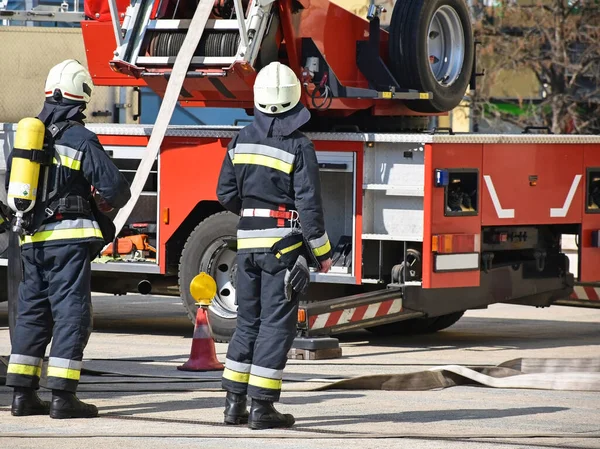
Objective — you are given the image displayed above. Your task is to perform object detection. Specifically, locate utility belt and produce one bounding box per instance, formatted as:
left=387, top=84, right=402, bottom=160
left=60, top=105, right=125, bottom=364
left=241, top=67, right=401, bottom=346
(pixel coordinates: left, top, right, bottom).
left=241, top=198, right=299, bottom=228
left=241, top=207, right=299, bottom=227
left=46, top=195, right=91, bottom=220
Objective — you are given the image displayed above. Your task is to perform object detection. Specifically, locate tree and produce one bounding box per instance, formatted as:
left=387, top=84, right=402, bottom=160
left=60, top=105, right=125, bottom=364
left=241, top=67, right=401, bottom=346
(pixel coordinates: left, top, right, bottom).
left=471, top=0, right=600, bottom=134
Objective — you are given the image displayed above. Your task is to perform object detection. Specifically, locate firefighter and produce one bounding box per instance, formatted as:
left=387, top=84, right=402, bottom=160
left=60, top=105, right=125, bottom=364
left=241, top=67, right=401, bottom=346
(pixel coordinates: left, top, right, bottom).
left=5, top=59, right=131, bottom=419
left=216, top=61, right=332, bottom=430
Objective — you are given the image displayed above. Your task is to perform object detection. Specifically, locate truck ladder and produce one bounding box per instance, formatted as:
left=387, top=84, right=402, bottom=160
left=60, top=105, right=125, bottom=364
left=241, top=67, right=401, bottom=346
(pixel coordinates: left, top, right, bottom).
left=111, top=0, right=214, bottom=237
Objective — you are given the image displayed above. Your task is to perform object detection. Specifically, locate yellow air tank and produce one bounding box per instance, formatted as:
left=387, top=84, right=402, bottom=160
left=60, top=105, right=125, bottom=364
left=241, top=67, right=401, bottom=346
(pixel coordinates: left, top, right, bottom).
left=7, top=117, right=46, bottom=234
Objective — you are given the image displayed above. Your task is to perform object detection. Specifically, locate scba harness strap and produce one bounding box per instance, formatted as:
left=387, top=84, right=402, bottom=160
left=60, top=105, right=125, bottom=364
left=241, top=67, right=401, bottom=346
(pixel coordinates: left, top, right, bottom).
left=17, top=120, right=91, bottom=235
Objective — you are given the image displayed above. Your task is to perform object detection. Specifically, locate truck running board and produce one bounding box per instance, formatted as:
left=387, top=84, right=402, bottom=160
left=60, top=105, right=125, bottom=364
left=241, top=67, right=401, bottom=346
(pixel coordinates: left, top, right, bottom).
left=554, top=282, right=600, bottom=309
left=298, top=288, right=424, bottom=337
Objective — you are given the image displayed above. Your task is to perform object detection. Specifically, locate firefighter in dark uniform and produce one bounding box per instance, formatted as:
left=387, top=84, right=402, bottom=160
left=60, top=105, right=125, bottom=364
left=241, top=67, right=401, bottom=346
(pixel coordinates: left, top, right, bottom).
left=4, top=60, right=131, bottom=419
left=217, top=62, right=332, bottom=429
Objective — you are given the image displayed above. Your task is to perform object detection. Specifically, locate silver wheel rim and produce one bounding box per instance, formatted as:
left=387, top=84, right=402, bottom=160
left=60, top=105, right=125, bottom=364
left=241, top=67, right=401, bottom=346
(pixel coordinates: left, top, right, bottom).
left=427, top=5, right=465, bottom=87
left=207, top=244, right=238, bottom=319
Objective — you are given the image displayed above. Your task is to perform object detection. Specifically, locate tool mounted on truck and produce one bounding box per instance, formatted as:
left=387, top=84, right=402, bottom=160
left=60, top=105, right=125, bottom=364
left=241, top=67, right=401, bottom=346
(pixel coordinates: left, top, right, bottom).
left=83, top=0, right=476, bottom=122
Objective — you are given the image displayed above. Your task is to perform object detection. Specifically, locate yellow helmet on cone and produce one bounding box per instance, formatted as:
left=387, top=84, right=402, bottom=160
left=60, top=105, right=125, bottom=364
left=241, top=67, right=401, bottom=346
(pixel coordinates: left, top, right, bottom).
left=190, top=272, right=217, bottom=306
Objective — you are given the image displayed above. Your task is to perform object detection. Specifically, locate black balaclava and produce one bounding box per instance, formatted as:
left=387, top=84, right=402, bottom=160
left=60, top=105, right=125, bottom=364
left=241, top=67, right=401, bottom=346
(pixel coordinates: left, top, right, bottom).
left=37, top=97, right=87, bottom=127
left=252, top=102, right=311, bottom=138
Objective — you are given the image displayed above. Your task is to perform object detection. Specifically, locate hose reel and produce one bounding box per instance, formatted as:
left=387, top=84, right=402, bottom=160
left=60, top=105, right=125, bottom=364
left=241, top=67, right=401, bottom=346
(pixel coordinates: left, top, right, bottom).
left=146, top=30, right=241, bottom=58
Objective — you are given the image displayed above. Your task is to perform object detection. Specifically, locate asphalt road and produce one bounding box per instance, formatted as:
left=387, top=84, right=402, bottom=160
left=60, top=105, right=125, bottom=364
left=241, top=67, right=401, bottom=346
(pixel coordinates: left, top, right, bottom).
left=1, top=295, right=599, bottom=449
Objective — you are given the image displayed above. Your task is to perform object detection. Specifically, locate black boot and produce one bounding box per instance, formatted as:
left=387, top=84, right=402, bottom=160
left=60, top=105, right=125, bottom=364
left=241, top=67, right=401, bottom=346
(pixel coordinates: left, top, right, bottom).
left=248, top=399, right=295, bottom=430
left=49, top=390, right=98, bottom=419
left=11, top=387, right=51, bottom=416
left=224, top=392, right=249, bottom=425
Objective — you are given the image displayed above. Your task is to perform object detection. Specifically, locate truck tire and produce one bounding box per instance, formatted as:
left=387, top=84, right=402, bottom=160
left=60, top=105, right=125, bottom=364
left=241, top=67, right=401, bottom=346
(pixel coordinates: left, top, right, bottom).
left=179, top=212, right=239, bottom=343
left=388, top=0, right=474, bottom=113
left=367, top=311, right=464, bottom=336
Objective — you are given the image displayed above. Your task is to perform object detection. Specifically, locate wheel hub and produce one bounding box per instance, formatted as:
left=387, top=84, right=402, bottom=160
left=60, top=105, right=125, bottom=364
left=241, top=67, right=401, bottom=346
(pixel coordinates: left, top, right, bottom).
left=427, top=5, right=465, bottom=87
left=207, top=244, right=238, bottom=319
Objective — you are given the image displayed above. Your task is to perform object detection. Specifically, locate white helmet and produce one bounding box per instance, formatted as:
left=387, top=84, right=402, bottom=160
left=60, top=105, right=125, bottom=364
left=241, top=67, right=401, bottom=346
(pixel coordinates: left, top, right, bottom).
left=253, top=62, right=301, bottom=115
left=45, top=59, right=94, bottom=103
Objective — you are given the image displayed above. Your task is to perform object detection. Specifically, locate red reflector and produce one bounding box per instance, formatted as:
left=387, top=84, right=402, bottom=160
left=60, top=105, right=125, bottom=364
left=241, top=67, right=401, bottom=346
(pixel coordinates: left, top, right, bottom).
left=432, top=234, right=479, bottom=254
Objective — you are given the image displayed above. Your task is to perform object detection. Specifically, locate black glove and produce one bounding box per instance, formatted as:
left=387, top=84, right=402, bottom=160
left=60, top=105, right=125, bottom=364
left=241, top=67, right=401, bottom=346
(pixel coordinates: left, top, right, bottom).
left=284, top=255, right=310, bottom=302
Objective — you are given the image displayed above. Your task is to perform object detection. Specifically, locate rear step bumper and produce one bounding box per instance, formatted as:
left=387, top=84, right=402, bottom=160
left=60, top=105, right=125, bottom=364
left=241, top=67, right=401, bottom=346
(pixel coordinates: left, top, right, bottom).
left=554, top=282, right=600, bottom=308
left=298, top=289, right=424, bottom=337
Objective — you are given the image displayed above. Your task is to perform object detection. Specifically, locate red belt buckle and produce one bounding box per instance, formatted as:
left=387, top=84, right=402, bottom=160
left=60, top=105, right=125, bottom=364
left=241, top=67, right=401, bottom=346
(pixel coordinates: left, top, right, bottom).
left=275, top=205, right=287, bottom=227
left=270, top=211, right=290, bottom=219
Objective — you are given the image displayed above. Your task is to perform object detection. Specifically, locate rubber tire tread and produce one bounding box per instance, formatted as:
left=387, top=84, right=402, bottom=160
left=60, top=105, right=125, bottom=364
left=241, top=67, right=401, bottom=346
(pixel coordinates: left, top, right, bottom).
left=388, top=0, right=474, bottom=113
left=426, top=311, right=465, bottom=333
left=178, top=211, right=239, bottom=343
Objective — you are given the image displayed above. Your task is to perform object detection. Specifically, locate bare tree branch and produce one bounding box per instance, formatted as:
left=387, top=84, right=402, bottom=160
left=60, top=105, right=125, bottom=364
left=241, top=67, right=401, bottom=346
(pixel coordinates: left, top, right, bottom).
left=472, top=0, right=600, bottom=134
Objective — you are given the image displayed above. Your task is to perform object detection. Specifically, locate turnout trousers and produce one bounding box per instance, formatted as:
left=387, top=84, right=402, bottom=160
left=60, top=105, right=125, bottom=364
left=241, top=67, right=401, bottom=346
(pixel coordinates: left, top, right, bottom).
left=6, top=243, right=93, bottom=392
left=222, top=252, right=298, bottom=402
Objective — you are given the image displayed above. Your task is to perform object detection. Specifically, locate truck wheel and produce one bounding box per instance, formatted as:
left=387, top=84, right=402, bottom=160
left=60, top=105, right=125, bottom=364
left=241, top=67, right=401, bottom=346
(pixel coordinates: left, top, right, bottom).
left=388, top=0, right=474, bottom=113
left=179, top=212, right=239, bottom=343
left=367, top=311, right=464, bottom=336
left=426, top=311, right=465, bottom=333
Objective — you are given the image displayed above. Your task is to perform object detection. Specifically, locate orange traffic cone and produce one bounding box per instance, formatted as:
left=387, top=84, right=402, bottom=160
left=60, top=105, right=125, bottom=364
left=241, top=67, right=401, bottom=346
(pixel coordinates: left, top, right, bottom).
left=178, top=306, right=224, bottom=372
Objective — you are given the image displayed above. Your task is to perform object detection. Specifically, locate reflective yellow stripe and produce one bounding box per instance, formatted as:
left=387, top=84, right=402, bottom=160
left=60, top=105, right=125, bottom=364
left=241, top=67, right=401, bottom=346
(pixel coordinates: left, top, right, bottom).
left=249, top=374, right=282, bottom=391
left=237, top=237, right=282, bottom=250
left=53, top=155, right=81, bottom=171
left=7, top=364, right=42, bottom=377
left=22, top=227, right=103, bottom=244
left=275, top=241, right=303, bottom=259
left=232, top=154, right=293, bottom=174
left=223, top=368, right=250, bottom=384
left=47, top=366, right=81, bottom=381
left=312, top=239, right=331, bottom=257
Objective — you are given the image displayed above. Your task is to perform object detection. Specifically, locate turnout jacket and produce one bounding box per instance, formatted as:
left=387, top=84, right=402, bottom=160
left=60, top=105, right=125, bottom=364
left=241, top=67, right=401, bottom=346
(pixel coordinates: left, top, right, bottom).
left=217, top=104, right=332, bottom=263
left=5, top=101, right=131, bottom=248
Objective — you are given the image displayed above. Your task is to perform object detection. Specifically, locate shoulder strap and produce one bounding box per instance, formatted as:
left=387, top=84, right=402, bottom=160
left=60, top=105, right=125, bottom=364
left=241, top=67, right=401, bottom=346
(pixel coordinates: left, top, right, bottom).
left=43, top=121, right=84, bottom=217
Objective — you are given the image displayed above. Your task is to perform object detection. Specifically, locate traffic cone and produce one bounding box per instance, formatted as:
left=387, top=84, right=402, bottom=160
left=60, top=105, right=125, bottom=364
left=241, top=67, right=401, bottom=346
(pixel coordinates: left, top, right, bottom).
left=178, top=305, right=224, bottom=371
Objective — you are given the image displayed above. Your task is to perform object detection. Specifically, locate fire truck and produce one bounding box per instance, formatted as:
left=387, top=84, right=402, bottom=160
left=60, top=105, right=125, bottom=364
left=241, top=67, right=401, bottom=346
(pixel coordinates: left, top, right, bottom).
left=1, top=0, right=599, bottom=343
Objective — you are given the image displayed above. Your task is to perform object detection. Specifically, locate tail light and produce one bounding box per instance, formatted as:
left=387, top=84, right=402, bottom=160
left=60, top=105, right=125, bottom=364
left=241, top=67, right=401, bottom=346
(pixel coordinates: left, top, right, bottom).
left=432, top=233, right=480, bottom=272
left=432, top=234, right=480, bottom=254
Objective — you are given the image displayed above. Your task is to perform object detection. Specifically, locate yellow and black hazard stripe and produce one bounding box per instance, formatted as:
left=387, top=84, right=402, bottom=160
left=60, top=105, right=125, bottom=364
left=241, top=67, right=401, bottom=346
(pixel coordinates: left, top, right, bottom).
left=21, top=218, right=103, bottom=245
left=308, top=232, right=332, bottom=260
left=53, top=144, right=83, bottom=171
left=230, top=143, right=296, bottom=174
left=248, top=365, right=284, bottom=397
left=46, top=357, right=83, bottom=391
left=236, top=228, right=291, bottom=252
left=223, top=358, right=251, bottom=385
left=6, top=354, right=43, bottom=388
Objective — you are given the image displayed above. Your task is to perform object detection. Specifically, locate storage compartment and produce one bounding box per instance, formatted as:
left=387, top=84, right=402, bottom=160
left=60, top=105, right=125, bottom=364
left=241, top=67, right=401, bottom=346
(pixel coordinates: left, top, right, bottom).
left=97, top=146, right=160, bottom=266
left=316, top=151, right=355, bottom=276
left=362, top=142, right=425, bottom=241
